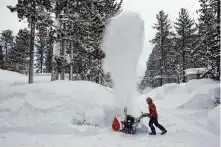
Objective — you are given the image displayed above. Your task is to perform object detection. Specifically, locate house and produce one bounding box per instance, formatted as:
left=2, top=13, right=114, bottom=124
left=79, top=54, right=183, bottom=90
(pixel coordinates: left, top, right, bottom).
left=185, top=68, right=207, bottom=81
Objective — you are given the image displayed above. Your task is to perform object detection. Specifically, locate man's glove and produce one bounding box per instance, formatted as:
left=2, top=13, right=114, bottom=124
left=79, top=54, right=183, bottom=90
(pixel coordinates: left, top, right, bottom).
left=141, top=113, right=151, bottom=118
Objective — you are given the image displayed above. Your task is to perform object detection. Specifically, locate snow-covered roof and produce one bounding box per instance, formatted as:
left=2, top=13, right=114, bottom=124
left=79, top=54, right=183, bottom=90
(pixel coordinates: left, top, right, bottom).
left=153, top=75, right=176, bottom=79
left=185, top=68, right=206, bottom=75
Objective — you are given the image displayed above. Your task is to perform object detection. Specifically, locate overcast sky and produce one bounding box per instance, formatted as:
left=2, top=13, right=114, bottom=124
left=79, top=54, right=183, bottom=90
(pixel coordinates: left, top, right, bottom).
left=0, top=0, right=200, bottom=78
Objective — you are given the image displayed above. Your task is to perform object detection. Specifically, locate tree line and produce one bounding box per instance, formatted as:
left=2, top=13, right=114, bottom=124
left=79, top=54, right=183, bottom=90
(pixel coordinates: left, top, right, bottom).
left=0, top=0, right=121, bottom=86
left=140, top=0, right=220, bottom=90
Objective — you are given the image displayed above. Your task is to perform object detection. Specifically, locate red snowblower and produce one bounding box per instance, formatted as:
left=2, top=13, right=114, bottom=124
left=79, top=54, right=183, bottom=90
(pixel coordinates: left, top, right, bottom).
left=112, top=108, right=149, bottom=134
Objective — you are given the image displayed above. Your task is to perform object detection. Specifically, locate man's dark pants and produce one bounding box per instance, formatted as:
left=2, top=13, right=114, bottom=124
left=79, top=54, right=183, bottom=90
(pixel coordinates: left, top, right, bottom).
left=149, top=117, right=166, bottom=134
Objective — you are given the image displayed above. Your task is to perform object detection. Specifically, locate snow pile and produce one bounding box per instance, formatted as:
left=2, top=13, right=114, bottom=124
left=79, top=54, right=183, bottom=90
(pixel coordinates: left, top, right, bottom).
left=147, top=86, right=165, bottom=100
left=0, top=70, right=220, bottom=147
left=143, top=79, right=219, bottom=109
left=102, top=10, right=144, bottom=115
left=185, top=78, right=219, bottom=93
left=0, top=69, right=26, bottom=84
left=214, top=87, right=220, bottom=105
left=0, top=69, right=51, bottom=86
left=179, top=83, right=219, bottom=109
left=207, top=105, right=220, bottom=130
left=0, top=72, right=115, bottom=133
left=146, top=83, right=183, bottom=100
left=142, top=86, right=153, bottom=94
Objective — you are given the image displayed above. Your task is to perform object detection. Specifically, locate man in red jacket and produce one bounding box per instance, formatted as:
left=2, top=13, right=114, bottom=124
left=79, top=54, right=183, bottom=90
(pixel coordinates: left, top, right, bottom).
left=146, top=97, right=167, bottom=135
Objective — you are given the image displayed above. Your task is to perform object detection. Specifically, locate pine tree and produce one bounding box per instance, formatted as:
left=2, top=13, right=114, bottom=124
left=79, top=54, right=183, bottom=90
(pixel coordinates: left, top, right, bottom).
left=51, top=0, right=62, bottom=81
left=140, top=44, right=163, bottom=89
left=166, top=37, right=180, bottom=83
left=104, top=72, right=113, bottom=88
left=174, top=8, right=197, bottom=82
left=7, top=29, right=30, bottom=74
left=45, top=28, right=53, bottom=73
left=0, top=29, right=14, bottom=69
left=206, top=0, right=220, bottom=80
left=35, top=37, right=46, bottom=73
left=0, top=45, right=4, bottom=69
left=151, top=10, right=173, bottom=86
left=52, top=0, right=122, bottom=83
left=35, top=4, right=53, bottom=73
left=8, top=0, right=53, bottom=83
left=196, top=0, right=220, bottom=80
left=195, top=0, right=212, bottom=69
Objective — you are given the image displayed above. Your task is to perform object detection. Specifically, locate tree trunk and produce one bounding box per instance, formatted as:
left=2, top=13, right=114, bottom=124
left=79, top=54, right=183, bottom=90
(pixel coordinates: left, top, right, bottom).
left=69, top=41, right=73, bottom=80
left=40, top=44, right=43, bottom=73
left=176, top=40, right=180, bottom=84
left=217, top=0, right=220, bottom=36
left=182, top=25, right=186, bottom=83
left=29, top=16, right=35, bottom=84
left=160, top=22, right=163, bottom=86
left=51, top=0, right=61, bottom=81
left=5, top=45, right=8, bottom=62
left=182, top=37, right=186, bottom=83
left=88, top=54, right=91, bottom=81
left=217, top=0, right=220, bottom=80
left=60, top=13, right=66, bottom=80
left=61, top=38, right=66, bottom=80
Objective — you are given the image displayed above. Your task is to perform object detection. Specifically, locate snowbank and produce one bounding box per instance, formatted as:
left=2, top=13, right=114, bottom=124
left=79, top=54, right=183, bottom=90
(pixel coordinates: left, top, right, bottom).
left=207, top=105, right=220, bottom=130
left=142, top=79, right=219, bottom=109
left=0, top=69, right=51, bottom=86
left=179, top=83, right=219, bottom=109
left=145, top=83, right=183, bottom=100
left=0, top=69, right=26, bottom=84
left=185, top=78, right=219, bottom=93
left=142, top=86, right=152, bottom=94
left=0, top=71, right=116, bottom=133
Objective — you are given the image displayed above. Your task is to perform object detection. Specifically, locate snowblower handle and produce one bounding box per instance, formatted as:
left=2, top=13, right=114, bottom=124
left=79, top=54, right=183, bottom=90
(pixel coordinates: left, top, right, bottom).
left=141, top=113, right=150, bottom=118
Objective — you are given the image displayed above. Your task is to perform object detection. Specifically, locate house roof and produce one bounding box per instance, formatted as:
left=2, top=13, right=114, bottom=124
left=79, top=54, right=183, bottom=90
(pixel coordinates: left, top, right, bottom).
left=185, top=68, right=207, bottom=75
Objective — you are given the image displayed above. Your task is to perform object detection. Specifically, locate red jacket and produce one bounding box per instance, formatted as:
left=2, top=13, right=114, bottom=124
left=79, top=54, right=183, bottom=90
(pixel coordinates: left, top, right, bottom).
left=148, top=103, right=158, bottom=118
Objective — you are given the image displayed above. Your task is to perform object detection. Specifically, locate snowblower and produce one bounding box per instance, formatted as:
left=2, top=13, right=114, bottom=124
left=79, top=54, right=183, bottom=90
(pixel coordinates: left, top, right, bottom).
left=112, top=108, right=149, bottom=135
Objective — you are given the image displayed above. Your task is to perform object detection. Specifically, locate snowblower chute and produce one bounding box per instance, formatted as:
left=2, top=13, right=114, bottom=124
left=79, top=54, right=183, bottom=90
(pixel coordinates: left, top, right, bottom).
left=112, top=116, right=124, bottom=131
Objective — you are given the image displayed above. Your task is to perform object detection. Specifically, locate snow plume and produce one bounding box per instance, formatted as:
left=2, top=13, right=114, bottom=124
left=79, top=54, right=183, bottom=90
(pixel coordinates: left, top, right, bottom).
left=101, top=11, right=144, bottom=115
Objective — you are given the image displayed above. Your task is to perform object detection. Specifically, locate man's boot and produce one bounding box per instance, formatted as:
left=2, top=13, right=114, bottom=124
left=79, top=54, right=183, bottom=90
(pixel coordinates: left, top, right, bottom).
left=161, top=129, right=167, bottom=135
left=149, top=132, right=156, bottom=135
left=149, top=127, right=156, bottom=135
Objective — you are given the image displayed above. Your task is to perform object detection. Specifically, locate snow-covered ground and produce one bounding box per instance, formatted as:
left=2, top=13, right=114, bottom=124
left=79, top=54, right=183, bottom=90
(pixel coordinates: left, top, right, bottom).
left=0, top=69, right=220, bottom=147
